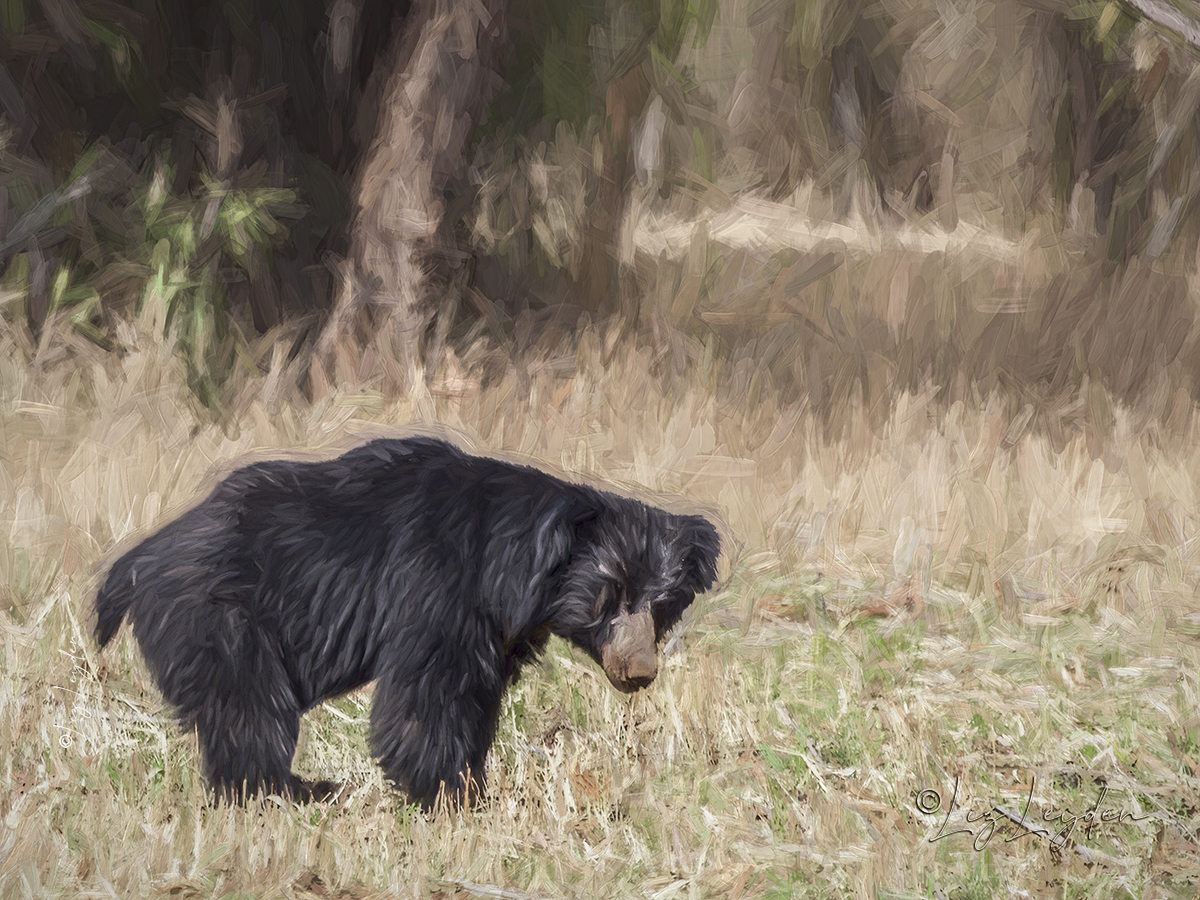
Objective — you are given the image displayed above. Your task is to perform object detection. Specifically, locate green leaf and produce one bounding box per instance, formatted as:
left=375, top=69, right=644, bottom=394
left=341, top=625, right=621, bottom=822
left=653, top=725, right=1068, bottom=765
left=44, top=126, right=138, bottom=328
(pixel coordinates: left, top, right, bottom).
left=1, top=0, right=24, bottom=40
left=758, top=743, right=787, bottom=771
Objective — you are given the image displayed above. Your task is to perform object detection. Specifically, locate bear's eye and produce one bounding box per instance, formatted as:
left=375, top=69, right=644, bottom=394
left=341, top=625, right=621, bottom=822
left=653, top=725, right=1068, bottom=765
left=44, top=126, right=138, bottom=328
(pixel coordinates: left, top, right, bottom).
left=594, top=582, right=616, bottom=618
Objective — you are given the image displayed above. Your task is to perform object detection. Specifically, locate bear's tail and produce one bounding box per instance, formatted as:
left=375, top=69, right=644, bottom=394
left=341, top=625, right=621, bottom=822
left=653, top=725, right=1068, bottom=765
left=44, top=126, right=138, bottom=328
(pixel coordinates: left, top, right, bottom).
left=94, top=554, right=137, bottom=647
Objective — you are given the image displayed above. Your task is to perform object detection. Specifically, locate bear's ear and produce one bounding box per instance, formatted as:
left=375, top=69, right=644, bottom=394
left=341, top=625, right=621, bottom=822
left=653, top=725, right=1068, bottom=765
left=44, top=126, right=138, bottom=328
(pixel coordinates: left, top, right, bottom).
left=675, top=515, right=720, bottom=592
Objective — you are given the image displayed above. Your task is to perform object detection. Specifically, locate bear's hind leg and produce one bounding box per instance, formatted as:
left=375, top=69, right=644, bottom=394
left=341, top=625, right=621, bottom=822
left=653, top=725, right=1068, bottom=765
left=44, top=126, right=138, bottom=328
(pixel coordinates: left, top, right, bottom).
left=146, top=603, right=311, bottom=801
left=191, top=686, right=303, bottom=801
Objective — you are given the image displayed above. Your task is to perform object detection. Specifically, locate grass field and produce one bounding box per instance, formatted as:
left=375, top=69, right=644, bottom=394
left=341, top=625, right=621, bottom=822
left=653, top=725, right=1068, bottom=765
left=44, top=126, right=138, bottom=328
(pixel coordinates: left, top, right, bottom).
left=4, top=179, right=1200, bottom=897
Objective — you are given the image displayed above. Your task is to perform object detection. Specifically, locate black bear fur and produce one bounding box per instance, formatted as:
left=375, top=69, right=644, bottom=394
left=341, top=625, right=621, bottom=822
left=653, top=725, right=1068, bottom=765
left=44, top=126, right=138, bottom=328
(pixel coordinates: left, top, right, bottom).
left=94, top=436, right=720, bottom=806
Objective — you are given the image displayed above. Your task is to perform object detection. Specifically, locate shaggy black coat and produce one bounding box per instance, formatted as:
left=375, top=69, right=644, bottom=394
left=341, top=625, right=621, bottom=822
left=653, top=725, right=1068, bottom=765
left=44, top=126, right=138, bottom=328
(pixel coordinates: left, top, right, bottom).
left=94, top=436, right=720, bottom=806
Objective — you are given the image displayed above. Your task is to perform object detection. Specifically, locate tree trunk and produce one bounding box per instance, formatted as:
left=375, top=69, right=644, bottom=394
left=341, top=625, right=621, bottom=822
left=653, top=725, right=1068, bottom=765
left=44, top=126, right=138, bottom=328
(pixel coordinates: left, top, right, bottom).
left=311, top=0, right=508, bottom=395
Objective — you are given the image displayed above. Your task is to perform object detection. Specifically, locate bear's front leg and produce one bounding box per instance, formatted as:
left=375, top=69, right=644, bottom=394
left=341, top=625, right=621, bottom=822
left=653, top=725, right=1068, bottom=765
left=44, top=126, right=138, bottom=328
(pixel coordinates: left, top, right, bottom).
left=368, top=654, right=506, bottom=808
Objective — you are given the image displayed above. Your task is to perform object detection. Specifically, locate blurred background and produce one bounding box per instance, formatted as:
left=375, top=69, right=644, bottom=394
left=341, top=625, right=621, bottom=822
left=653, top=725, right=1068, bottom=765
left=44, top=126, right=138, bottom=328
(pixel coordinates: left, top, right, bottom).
left=4, top=0, right=1200, bottom=896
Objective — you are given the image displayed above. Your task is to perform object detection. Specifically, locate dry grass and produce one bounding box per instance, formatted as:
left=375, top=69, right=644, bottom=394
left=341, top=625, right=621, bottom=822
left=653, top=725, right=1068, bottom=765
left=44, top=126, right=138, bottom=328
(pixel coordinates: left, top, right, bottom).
left=4, top=208, right=1200, bottom=897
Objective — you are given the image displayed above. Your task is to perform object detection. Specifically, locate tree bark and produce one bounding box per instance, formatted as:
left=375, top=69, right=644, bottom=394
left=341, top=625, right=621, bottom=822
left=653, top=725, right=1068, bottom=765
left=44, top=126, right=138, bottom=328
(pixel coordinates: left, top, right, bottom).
left=311, top=0, right=508, bottom=395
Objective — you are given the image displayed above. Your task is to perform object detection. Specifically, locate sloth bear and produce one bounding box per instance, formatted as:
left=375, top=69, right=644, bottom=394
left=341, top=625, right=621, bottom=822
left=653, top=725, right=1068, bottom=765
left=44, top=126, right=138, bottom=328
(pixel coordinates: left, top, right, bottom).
left=94, top=436, right=720, bottom=806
